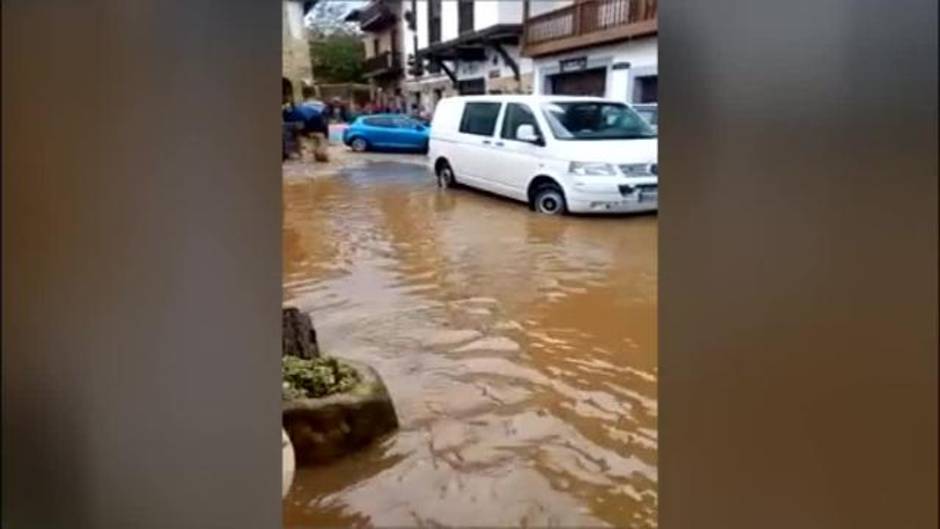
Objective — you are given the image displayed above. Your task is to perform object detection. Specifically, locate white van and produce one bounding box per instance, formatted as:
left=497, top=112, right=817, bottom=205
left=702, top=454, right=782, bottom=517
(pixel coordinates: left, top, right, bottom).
left=428, top=95, right=657, bottom=215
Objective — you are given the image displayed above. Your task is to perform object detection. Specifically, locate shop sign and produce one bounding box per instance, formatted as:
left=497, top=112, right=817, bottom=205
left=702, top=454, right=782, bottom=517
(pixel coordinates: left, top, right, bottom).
left=559, top=57, right=588, bottom=73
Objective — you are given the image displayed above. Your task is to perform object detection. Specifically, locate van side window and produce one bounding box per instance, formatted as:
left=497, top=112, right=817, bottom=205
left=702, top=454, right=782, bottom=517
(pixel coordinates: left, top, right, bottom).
left=500, top=103, right=541, bottom=141
left=459, top=102, right=501, bottom=136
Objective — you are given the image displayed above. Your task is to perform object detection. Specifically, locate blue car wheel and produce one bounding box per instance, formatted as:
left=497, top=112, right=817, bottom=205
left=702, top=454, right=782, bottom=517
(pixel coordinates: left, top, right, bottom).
left=350, top=137, right=368, bottom=152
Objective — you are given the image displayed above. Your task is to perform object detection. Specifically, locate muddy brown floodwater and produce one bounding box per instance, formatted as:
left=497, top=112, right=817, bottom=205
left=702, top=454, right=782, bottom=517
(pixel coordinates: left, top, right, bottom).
left=283, top=159, right=658, bottom=528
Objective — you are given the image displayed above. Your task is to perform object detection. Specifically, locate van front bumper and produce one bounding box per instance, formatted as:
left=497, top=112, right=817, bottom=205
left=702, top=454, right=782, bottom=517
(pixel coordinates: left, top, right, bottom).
left=566, top=179, right=658, bottom=214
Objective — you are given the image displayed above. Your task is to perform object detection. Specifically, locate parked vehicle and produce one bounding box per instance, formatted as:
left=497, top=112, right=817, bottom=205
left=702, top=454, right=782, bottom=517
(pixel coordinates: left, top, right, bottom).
left=428, top=95, right=658, bottom=215
left=633, top=103, right=658, bottom=132
left=342, top=114, right=429, bottom=153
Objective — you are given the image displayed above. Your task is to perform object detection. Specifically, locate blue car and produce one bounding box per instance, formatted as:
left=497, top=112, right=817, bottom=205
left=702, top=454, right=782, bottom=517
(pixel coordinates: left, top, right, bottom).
left=342, top=114, right=429, bottom=153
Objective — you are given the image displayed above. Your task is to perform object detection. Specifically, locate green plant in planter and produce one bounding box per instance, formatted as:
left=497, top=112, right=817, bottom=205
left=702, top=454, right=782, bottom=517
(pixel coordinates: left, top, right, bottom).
left=282, top=355, right=360, bottom=400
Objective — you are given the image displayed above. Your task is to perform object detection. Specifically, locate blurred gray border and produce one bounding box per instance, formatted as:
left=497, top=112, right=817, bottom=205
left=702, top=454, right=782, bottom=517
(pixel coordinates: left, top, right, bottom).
left=3, top=1, right=936, bottom=528
left=660, top=0, right=937, bottom=527
left=3, top=1, right=281, bottom=527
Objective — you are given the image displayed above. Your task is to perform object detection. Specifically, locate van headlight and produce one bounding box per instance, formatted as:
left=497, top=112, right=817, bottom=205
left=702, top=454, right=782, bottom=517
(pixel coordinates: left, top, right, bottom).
left=569, top=162, right=618, bottom=176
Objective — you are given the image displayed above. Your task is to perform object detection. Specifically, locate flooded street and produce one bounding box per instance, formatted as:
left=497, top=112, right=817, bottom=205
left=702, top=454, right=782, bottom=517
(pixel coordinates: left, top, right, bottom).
left=282, top=158, right=658, bottom=528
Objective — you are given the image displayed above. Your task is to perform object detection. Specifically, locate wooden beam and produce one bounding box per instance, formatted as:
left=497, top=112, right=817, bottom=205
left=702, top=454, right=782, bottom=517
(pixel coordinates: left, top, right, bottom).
left=490, top=42, right=520, bottom=82
left=435, top=59, right=458, bottom=84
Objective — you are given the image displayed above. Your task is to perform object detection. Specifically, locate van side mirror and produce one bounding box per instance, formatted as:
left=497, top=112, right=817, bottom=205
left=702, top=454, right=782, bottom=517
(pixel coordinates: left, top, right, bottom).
left=516, top=124, right=541, bottom=144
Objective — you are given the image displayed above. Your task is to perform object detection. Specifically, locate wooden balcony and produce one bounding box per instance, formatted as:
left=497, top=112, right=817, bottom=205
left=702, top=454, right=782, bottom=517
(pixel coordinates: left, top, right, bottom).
left=363, top=51, right=403, bottom=78
left=523, top=0, right=657, bottom=57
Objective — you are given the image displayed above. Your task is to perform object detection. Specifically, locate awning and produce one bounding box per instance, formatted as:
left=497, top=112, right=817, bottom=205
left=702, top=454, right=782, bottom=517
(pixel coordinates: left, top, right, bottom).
left=416, top=24, right=523, bottom=62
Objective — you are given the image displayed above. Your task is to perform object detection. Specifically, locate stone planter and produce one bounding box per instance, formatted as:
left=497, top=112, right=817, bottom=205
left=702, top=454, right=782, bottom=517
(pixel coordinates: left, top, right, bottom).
left=283, top=359, right=398, bottom=466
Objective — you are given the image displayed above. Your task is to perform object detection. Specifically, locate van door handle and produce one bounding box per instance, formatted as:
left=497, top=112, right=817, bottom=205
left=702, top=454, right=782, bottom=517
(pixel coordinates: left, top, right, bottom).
left=482, top=139, right=491, bottom=145
left=494, top=141, right=504, bottom=147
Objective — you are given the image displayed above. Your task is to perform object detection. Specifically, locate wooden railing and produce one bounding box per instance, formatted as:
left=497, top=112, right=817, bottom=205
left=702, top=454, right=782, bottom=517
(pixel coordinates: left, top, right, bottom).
left=363, top=51, right=402, bottom=75
left=524, top=0, right=657, bottom=46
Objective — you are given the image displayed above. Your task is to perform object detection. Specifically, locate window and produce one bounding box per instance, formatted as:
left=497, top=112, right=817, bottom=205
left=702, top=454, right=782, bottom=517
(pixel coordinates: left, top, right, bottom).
left=458, top=0, right=474, bottom=34
left=459, top=102, right=501, bottom=136
left=428, top=0, right=442, bottom=44
left=633, top=75, right=658, bottom=103
left=373, top=39, right=380, bottom=57
left=364, top=116, right=395, bottom=128
left=457, top=78, right=486, bottom=95
left=540, top=101, right=656, bottom=140
left=392, top=117, right=420, bottom=129
left=501, top=103, right=542, bottom=141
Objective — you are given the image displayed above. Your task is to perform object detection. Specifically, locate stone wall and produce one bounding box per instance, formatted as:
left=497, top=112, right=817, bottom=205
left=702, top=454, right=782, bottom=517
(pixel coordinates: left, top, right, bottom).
left=282, top=1, right=313, bottom=101
left=403, top=77, right=458, bottom=115
left=486, top=73, right=534, bottom=95
left=404, top=72, right=534, bottom=114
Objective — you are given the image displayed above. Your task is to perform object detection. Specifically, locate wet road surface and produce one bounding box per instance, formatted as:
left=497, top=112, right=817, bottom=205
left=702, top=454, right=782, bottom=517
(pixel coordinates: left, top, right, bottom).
left=283, top=159, right=657, bottom=528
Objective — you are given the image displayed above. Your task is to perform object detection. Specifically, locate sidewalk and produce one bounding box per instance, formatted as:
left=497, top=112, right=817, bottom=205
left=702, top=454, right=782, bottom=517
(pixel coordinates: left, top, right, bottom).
left=282, top=124, right=429, bottom=180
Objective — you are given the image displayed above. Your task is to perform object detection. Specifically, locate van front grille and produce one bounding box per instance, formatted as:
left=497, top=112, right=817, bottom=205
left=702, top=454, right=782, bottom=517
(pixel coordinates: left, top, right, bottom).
left=619, top=163, right=658, bottom=177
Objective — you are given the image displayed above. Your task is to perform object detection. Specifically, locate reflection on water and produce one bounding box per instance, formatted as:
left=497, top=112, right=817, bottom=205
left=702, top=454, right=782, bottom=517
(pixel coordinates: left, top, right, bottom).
left=283, top=161, right=657, bottom=528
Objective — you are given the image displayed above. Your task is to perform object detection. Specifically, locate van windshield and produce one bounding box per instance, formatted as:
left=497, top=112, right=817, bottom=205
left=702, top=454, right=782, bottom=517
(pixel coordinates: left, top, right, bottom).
left=540, top=101, right=656, bottom=140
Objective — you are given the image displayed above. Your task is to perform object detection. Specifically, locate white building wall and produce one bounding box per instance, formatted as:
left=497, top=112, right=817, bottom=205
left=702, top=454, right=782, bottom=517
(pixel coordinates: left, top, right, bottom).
left=405, top=0, right=526, bottom=61
left=441, top=1, right=459, bottom=41
left=362, top=31, right=397, bottom=58
left=529, top=0, right=573, bottom=18
left=474, top=2, right=500, bottom=30
left=498, top=1, right=524, bottom=23
left=402, top=0, right=537, bottom=111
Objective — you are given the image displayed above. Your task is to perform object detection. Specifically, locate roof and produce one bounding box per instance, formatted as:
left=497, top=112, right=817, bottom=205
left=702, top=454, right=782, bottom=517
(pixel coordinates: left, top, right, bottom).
left=417, top=24, right=523, bottom=59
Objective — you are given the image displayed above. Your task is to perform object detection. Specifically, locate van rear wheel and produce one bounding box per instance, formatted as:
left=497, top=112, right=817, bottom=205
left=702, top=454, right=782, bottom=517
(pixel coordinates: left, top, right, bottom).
left=532, top=184, right=567, bottom=215
left=436, top=161, right=457, bottom=189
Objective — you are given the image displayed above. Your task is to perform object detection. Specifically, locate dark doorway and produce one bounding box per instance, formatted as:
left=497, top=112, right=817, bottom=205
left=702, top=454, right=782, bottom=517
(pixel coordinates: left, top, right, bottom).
left=457, top=77, right=486, bottom=95
left=549, top=67, right=606, bottom=97
left=633, top=75, right=658, bottom=103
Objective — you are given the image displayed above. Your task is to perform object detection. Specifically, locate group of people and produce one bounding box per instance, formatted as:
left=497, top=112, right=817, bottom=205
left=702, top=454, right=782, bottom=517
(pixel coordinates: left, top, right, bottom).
left=360, top=101, right=431, bottom=123
left=282, top=83, right=433, bottom=161
left=282, top=86, right=341, bottom=162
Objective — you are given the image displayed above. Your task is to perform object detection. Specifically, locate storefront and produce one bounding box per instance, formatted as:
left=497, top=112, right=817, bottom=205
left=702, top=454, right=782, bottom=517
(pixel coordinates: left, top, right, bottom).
left=548, top=64, right=608, bottom=97
left=532, top=36, right=658, bottom=103
left=410, top=25, right=533, bottom=107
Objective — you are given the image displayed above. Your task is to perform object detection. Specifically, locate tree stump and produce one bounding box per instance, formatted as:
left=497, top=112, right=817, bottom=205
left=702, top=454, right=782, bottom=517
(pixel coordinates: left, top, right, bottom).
left=282, top=307, right=319, bottom=359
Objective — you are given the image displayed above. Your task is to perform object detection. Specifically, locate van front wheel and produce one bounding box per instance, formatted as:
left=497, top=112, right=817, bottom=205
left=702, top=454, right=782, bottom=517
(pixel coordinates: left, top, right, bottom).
left=532, top=184, right=567, bottom=215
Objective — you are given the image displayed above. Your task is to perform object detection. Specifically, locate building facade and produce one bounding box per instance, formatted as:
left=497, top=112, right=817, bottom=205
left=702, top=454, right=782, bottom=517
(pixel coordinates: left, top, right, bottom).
left=282, top=0, right=315, bottom=102
left=346, top=1, right=407, bottom=110
left=522, top=0, right=657, bottom=103
left=402, top=0, right=535, bottom=114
